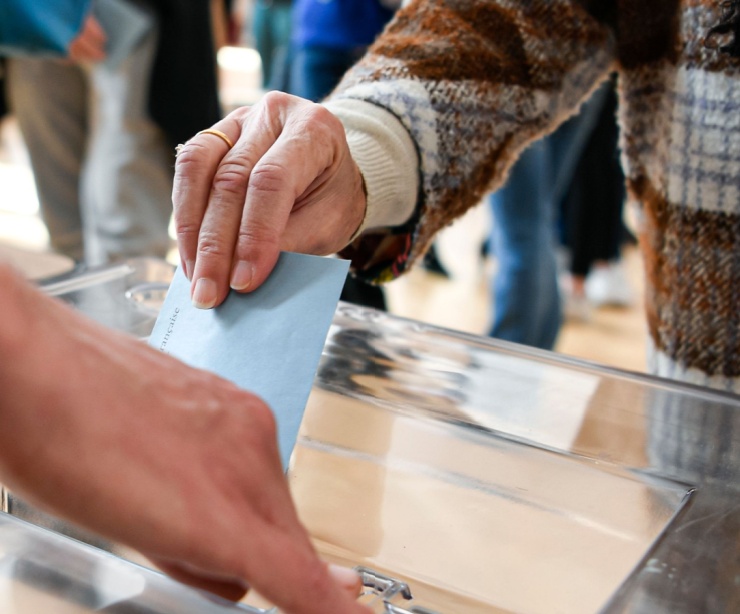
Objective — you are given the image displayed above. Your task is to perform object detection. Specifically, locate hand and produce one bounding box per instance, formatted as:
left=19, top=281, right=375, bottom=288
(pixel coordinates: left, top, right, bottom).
left=0, top=265, right=368, bottom=614
left=172, top=92, right=367, bottom=309
left=68, top=15, right=107, bottom=63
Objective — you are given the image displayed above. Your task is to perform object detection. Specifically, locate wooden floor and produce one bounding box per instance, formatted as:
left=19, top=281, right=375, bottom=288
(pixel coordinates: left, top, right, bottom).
left=383, top=204, right=647, bottom=375
left=0, top=90, right=648, bottom=377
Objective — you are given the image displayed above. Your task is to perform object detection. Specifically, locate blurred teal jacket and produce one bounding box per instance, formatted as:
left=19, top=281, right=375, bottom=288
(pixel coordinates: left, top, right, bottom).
left=0, top=0, right=90, bottom=56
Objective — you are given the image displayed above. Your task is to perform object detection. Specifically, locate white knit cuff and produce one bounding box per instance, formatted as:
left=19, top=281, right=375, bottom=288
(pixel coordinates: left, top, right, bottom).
left=323, top=99, right=419, bottom=233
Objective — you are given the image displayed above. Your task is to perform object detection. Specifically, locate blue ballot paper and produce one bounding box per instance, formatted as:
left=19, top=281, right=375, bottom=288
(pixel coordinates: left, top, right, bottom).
left=147, top=253, right=350, bottom=469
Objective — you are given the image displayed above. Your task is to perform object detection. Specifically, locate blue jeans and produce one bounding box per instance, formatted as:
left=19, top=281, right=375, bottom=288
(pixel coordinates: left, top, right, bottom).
left=252, top=1, right=293, bottom=91
left=489, top=139, right=562, bottom=350
left=290, top=45, right=364, bottom=102
left=488, top=83, right=611, bottom=349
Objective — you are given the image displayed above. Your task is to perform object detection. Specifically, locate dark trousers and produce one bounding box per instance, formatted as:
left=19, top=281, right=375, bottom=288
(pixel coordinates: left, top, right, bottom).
left=559, top=78, right=627, bottom=278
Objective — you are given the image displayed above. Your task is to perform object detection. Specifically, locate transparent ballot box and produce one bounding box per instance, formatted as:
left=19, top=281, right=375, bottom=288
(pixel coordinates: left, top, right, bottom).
left=2, top=259, right=739, bottom=613
left=0, top=513, right=258, bottom=614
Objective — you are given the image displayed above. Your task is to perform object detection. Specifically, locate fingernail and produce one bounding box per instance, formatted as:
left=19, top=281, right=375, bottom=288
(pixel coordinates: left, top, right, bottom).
left=185, top=260, right=195, bottom=281
left=327, top=564, right=362, bottom=593
left=192, top=277, right=218, bottom=309
left=230, top=260, right=253, bottom=291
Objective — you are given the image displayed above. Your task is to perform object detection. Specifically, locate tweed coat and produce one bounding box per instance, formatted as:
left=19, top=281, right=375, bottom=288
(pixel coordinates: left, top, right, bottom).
left=333, top=0, right=740, bottom=393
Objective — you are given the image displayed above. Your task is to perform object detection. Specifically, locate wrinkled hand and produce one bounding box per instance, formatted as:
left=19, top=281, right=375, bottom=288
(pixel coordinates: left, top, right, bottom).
left=173, top=92, right=367, bottom=309
left=0, top=265, right=367, bottom=614
left=68, top=15, right=107, bottom=63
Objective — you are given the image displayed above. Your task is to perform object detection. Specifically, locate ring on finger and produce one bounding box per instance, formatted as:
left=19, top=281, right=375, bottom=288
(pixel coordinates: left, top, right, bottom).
left=197, top=128, right=235, bottom=150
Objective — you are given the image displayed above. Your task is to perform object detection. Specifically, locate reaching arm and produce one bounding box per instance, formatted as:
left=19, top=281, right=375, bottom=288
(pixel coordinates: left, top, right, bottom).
left=0, top=263, right=366, bottom=613
left=172, top=0, right=617, bottom=306
left=329, top=0, right=616, bottom=281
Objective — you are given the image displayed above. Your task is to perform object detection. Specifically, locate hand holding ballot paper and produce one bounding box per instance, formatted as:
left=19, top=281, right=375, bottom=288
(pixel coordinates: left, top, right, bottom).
left=0, top=259, right=368, bottom=613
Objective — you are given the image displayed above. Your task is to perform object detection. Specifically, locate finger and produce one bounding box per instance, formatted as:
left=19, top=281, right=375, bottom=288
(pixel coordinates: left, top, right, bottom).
left=189, top=94, right=296, bottom=305
left=151, top=558, right=249, bottom=601
left=239, top=532, right=369, bottom=614
left=173, top=112, right=245, bottom=282
left=327, top=564, right=367, bottom=601
left=155, top=555, right=367, bottom=614
left=230, top=101, right=349, bottom=293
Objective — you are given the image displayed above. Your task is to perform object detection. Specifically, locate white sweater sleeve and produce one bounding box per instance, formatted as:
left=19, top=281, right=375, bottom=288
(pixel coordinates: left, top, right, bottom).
left=322, top=99, right=419, bottom=233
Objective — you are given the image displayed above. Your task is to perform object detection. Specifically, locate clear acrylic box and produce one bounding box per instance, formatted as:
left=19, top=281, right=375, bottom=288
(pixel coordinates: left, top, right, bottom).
left=2, top=259, right=739, bottom=613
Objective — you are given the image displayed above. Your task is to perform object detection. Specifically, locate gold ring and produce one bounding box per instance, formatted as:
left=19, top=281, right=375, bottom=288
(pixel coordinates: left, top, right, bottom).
left=197, top=128, right=234, bottom=149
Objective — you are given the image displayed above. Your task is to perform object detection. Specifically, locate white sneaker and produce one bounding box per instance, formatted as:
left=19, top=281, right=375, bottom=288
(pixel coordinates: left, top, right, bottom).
left=585, top=261, right=634, bottom=307
left=560, top=275, right=592, bottom=322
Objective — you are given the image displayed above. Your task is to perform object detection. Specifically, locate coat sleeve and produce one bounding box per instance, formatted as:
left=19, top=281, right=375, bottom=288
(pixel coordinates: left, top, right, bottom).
left=331, top=0, right=617, bottom=283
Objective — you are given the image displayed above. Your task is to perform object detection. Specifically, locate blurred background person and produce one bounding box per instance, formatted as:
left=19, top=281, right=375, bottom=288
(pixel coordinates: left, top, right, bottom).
left=558, top=76, right=634, bottom=322
left=250, top=0, right=293, bottom=92
left=0, top=61, right=7, bottom=125
left=486, top=137, right=563, bottom=350
left=289, top=0, right=399, bottom=101
left=5, top=0, right=224, bottom=266
left=484, top=77, right=632, bottom=348
left=0, top=60, right=8, bottom=157
left=484, top=85, right=604, bottom=349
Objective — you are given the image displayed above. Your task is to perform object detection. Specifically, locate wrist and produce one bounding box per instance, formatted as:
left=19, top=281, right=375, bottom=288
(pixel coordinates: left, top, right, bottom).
left=347, top=166, right=369, bottom=243
left=323, top=99, right=418, bottom=232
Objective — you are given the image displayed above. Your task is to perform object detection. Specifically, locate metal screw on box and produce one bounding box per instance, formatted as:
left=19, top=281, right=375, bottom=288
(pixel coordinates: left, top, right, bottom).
left=355, top=567, right=441, bottom=614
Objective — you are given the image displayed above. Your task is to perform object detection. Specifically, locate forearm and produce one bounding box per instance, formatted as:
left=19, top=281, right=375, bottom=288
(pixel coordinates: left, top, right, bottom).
left=0, top=263, right=50, bottom=479
left=0, top=264, right=29, bottom=362
left=0, top=264, right=122, bottom=493
left=0, top=264, right=46, bottom=393
left=329, top=0, right=616, bottom=281
left=0, top=270, right=366, bottom=611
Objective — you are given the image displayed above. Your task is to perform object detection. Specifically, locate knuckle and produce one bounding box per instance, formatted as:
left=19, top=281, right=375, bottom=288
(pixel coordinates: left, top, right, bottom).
left=299, top=103, right=340, bottom=139
left=260, top=89, right=292, bottom=112
left=249, top=162, right=287, bottom=195
left=211, top=162, right=250, bottom=198
left=173, top=219, right=200, bottom=243
left=174, top=140, right=211, bottom=168
left=229, top=390, right=278, bottom=445
left=228, top=104, right=252, bottom=122
left=235, top=221, right=281, bottom=254
left=304, top=102, right=335, bottom=126
left=196, top=231, right=232, bottom=259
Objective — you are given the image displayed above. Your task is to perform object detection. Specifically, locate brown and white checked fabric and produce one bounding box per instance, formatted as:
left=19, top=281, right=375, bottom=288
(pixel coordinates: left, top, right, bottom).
left=332, top=0, right=740, bottom=393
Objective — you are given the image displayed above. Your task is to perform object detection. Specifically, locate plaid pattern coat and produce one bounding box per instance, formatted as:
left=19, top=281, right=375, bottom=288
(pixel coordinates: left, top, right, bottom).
left=333, top=0, right=740, bottom=393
